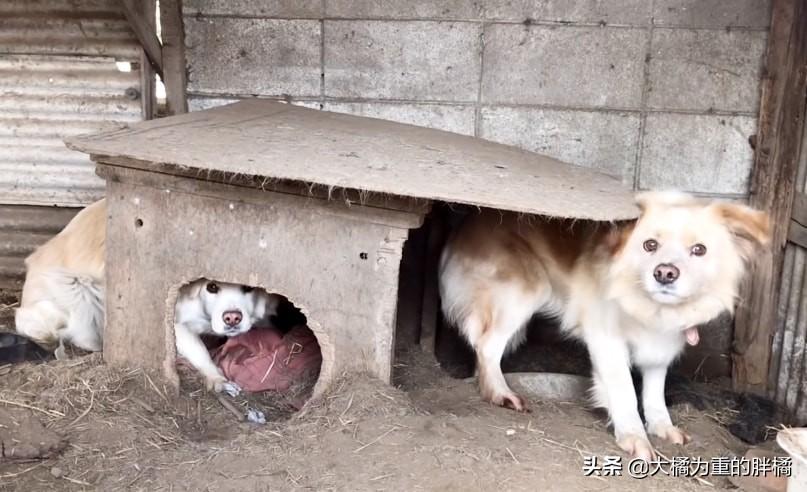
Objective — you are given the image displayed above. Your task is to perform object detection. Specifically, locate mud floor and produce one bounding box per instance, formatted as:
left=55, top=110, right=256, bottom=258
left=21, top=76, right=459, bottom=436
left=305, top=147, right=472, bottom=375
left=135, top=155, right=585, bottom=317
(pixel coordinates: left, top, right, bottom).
left=0, top=337, right=790, bottom=492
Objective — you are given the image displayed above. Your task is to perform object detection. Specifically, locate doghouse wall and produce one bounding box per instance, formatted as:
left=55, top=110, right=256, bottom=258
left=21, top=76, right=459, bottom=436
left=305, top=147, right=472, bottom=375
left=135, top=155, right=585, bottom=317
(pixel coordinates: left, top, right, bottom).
left=181, top=0, right=771, bottom=377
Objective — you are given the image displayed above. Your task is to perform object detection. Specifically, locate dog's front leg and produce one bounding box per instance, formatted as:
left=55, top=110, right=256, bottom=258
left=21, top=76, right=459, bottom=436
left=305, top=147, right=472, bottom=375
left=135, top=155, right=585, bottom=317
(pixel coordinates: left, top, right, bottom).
left=174, top=322, right=239, bottom=396
left=640, top=364, right=690, bottom=445
left=584, top=327, right=654, bottom=461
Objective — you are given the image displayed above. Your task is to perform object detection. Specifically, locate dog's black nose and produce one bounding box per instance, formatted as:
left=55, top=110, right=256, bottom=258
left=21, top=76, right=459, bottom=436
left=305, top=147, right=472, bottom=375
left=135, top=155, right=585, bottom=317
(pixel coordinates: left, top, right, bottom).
left=222, top=310, right=242, bottom=327
left=654, top=263, right=680, bottom=285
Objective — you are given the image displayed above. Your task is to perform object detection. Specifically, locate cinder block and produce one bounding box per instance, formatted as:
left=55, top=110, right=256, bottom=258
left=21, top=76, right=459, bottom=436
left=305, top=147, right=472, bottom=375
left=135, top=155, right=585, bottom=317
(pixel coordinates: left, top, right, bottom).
left=324, top=102, right=475, bottom=135
left=480, top=107, right=640, bottom=183
left=480, top=0, right=651, bottom=25
left=189, top=96, right=321, bottom=112
left=648, top=29, right=766, bottom=113
left=654, top=0, right=771, bottom=28
left=640, top=113, right=756, bottom=194
left=324, top=21, right=481, bottom=101
left=185, top=17, right=321, bottom=97
left=326, top=0, right=481, bottom=19
left=482, top=25, right=647, bottom=109
left=182, top=0, right=323, bottom=18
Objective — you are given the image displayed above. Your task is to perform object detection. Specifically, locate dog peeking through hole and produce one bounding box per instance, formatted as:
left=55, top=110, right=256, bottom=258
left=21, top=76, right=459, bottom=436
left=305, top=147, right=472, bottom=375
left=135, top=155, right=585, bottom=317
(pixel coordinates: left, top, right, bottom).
left=175, top=279, right=322, bottom=410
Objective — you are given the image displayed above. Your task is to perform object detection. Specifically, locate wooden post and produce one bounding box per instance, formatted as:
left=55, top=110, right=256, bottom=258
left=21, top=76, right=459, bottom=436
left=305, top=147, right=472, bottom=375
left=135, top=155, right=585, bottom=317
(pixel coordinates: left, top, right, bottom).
left=131, top=0, right=156, bottom=120
left=121, top=0, right=164, bottom=78
left=159, top=0, right=188, bottom=115
left=732, top=0, right=807, bottom=394
left=419, top=210, right=448, bottom=358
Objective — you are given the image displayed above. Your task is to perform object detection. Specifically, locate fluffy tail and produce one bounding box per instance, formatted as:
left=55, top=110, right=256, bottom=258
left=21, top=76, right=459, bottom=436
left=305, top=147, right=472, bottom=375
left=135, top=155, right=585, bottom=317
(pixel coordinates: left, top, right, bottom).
left=16, top=269, right=104, bottom=352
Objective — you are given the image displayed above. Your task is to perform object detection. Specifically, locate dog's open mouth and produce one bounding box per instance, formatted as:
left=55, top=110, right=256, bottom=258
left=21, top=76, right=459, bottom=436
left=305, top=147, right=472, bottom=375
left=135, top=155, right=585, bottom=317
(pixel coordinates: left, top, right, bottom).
left=684, top=326, right=700, bottom=346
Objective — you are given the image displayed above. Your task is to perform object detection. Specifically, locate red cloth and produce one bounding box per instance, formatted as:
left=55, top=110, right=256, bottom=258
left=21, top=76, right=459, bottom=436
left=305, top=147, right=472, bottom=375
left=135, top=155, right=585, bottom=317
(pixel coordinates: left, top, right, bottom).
left=213, top=324, right=321, bottom=395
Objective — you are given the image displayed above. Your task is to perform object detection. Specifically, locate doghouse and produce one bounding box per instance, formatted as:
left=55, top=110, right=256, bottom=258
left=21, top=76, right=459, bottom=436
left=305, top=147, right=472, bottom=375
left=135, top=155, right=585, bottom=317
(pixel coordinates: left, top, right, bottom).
left=65, top=99, right=638, bottom=398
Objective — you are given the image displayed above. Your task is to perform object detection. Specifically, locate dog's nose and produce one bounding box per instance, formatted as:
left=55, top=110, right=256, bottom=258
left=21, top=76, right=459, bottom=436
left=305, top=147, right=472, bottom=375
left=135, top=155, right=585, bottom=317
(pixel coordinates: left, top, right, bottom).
left=222, top=310, right=243, bottom=327
left=654, top=263, right=680, bottom=285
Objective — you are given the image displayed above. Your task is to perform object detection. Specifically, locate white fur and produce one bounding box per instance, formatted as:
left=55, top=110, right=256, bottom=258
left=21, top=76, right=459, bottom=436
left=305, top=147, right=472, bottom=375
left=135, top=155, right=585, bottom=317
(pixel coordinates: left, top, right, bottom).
left=15, top=270, right=104, bottom=355
left=174, top=279, right=279, bottom=394
left=15, top=199, right=106, bottom=356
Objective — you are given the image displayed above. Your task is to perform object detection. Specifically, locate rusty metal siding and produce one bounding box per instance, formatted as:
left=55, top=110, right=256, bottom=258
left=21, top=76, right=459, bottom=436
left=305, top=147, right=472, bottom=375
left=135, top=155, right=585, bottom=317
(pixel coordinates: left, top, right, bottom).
left=770, top=120, right=807, bottom=423
left=0, top=0, right=144, bottom=288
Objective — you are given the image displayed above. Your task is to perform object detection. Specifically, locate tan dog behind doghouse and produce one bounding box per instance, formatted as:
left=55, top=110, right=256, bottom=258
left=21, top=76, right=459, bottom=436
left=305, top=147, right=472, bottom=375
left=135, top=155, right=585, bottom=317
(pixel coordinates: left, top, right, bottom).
left=439, top=191, right=770, bottom=461
left=15, top=199, right=106, bottom=357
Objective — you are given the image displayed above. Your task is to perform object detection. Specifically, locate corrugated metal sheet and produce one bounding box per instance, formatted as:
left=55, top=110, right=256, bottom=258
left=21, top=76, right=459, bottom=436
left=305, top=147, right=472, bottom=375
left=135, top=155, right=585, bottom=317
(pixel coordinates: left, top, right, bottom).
left=0, top=205, right=79, bottom=289
left=0, top=0, right=140, bottom=59
left=0, top=55, right=142, bottom=206
left=770, top=118, right=807, bottom=424
left=0, top=0, right=144, bottom=287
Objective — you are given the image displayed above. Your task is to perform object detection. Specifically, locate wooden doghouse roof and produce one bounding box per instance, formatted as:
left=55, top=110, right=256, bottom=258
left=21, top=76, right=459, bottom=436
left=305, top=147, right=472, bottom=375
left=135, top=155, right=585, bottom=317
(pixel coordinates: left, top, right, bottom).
left=66, top=100, right=638, bottom=221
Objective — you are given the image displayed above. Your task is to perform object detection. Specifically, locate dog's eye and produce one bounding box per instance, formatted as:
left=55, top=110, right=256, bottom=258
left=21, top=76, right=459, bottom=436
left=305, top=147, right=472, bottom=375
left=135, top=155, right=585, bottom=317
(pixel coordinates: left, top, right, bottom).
left=206, top=282, right=219, bottom=294
left=241, top=286, right=254, bottom=293
left=642, top=239, right=658, bottom=252
left=691, top=243, right=707, bottom=256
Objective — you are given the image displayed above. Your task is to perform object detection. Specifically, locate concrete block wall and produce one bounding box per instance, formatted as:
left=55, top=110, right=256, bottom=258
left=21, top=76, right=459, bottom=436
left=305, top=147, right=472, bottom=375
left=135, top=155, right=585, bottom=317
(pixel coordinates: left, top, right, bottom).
left=181, top=1, right=770, bottom=378
left=183, top=0, right=769, bottom=200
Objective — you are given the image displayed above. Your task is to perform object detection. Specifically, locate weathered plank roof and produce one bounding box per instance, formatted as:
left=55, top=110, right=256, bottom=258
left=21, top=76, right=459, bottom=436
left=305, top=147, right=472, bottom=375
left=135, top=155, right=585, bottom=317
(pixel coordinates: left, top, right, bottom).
left=66, top=100, right=639, bottom=220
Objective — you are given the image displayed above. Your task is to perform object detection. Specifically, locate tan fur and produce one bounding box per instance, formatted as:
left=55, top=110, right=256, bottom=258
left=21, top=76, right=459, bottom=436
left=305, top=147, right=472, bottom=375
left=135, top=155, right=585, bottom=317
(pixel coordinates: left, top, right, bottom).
left=16, top=199, right=106, bottom=349
left=22, top=199, right=106, bottom=284
left=439, top=191, right=770, bottom=458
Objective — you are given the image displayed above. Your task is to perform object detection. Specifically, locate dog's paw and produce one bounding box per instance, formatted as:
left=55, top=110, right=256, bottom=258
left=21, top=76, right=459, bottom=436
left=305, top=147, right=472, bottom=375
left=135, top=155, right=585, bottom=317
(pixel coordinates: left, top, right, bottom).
left=206, top=377, right=241, bottom=397
left=617, top=433, right=656, bottom=462
left=54, top=340, right=69, bottom=361
left=649, top=423, right=691, bottom=445
left=220, top=381, right=242, bottom=397
left=487, top=391, right=530, bottom=412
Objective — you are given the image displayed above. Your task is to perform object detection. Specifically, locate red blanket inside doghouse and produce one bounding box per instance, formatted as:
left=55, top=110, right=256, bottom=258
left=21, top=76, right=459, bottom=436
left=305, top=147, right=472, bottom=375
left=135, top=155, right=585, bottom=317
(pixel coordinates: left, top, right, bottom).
left=213, top=325, right=321, bottom=394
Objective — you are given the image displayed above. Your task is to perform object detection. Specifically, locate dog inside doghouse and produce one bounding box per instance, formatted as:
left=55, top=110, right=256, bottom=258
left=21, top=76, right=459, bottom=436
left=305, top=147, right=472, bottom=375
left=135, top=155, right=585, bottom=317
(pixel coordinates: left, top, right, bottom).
left=172, top=278, right=322, bottom=422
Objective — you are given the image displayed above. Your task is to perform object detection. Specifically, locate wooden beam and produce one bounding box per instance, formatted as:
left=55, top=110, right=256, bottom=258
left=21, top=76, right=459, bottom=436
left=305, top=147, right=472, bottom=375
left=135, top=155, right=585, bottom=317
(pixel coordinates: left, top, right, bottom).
left=121, top=0, right=163, bottom=78
left=136, top=0, right=156, bottom=120
left=732, top=0, right=807, bottom=394
left=159, top=0, right=188, bottom=115
left=791, top=191, right=807, bottom=226
left=419, top=209, right=448, bottom=358
left=788, top=219, right=807, bottom=249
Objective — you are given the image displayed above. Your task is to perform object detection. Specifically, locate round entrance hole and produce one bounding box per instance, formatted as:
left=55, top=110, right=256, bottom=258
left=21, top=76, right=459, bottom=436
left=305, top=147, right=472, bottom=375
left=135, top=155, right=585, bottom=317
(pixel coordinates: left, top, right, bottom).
left=171, top=278, right=323, bottom=426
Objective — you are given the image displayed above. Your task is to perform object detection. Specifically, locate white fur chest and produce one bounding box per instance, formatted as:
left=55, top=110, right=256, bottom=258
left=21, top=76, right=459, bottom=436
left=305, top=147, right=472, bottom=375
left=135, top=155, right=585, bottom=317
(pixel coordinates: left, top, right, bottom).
left=617, top=309, right=688, bottom=367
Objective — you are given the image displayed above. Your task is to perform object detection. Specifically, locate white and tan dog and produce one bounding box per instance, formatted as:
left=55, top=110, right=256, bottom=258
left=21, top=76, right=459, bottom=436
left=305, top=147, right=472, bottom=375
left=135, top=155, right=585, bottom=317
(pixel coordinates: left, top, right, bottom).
left=174, top=278, right=279, bottom=395
left=439, top=191, right=770, bottom=460
left=15, top=199, right=106, bottom=357
left=15, top=199, right=279, bottom=394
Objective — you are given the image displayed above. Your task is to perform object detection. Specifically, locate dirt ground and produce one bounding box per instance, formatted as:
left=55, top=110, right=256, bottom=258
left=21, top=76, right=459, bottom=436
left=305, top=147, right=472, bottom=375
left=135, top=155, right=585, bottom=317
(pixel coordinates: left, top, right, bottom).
left=0, top=351, right=783, bottom=491
left=0, top=290, right=787, bottom=492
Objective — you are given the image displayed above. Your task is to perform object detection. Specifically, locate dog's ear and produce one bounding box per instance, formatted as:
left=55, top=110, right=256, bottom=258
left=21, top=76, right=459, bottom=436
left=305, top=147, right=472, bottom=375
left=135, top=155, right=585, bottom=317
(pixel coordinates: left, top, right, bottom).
left=635, top=190, right=698, bottom=214
left=185, top=279, right=206, bottom=299
left=711, top=202, right=771, bottom=258
left=604, top=221, right=635, bottom=257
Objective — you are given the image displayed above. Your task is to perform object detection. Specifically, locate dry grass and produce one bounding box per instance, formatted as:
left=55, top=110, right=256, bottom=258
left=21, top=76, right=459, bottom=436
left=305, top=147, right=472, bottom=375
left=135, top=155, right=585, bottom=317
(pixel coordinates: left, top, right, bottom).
left=0, top=353, right=320, bottom=490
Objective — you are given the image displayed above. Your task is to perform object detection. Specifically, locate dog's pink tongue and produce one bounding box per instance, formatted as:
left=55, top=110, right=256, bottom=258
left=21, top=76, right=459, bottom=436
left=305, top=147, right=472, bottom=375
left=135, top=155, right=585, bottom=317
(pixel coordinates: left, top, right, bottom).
left=685, top=326, right=700, bottom=346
